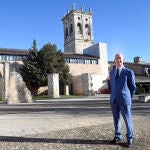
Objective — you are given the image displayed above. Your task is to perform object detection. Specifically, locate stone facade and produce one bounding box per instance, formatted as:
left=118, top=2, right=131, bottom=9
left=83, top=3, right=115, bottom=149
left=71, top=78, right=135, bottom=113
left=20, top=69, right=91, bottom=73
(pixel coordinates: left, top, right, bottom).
left=62, top=5, right=94, bottom=54
left=67, top=50, right=109, bottom=95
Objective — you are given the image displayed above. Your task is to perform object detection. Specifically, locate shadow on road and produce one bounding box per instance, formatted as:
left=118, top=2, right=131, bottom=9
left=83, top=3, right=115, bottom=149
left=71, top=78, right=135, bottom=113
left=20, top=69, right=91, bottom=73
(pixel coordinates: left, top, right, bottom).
left=0, top=135, right=110, bottom=145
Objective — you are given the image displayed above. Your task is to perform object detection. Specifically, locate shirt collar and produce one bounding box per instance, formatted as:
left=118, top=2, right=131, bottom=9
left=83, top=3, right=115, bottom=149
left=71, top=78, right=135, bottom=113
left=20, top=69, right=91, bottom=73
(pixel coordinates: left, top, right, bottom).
left=116, top=66, right=124, bottom=75
left=116, top=66, right=124, bottom=70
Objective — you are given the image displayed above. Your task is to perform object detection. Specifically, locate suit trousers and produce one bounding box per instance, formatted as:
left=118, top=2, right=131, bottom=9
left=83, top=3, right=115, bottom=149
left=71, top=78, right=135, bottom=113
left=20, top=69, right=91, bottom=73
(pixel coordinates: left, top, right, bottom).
left=111, top=102, right=134, bottom=140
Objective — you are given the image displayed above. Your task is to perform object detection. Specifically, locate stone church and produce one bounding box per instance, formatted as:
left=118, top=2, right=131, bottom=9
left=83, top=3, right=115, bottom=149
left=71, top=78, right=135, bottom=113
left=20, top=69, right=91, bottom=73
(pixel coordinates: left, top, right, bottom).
left=61, top=5, right=109, bottom=95
left=0, top=5, right=150, bottom=102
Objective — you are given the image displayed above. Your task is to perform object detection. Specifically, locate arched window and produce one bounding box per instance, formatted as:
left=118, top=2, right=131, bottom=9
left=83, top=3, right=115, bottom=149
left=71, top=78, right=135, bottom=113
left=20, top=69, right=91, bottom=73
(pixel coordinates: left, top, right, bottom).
left=77, top=23, right=82, bottom=34
left=70, top=24, right=73, bottom=36
left=65, top=28, right=68, bottom=40
left=85, top=24, right=90, bottom=35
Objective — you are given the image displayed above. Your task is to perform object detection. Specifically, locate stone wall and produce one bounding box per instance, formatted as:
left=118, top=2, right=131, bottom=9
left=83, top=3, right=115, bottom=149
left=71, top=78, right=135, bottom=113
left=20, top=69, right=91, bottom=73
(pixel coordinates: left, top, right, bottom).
left=0, top=78, right=2, bottom=98
left=3, top=63, right=9, bottom=103
left=71, top=73, right=108, bottom=95
left=68, top=63, right=101, bottom=75
left=82, top=73, right=108, bottom=95
left=0, top=63, right=3, bottom=98
left=0, top=62, right=32, bottom=104
left=8, top=71, right=32, bottom=104
left=72, top=75, right=83, bottom=95
left=48, top=74, right=59, bottom=98
left=68, top=63, right=108, bottom=95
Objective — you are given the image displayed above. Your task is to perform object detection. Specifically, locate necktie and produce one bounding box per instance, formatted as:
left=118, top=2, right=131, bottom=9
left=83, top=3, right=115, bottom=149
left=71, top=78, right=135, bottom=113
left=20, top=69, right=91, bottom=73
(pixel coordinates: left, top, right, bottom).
left=115, top=69, right=119, bottom=81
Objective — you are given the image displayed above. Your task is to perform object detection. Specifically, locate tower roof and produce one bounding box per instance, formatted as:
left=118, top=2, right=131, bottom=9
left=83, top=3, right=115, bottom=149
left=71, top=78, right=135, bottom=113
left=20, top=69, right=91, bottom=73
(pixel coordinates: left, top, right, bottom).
left=62, top=4, right=92, bottom=21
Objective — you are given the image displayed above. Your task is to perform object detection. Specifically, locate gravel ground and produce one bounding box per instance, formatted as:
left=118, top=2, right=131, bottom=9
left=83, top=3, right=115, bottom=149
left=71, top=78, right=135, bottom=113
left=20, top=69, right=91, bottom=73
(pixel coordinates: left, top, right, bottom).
left=0, top=116, right=149, bottom=150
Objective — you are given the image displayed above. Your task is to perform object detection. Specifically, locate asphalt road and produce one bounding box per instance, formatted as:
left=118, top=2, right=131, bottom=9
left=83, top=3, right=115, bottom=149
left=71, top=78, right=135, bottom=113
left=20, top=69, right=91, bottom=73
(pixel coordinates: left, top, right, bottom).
left=0, top=96, right=149, bottom=116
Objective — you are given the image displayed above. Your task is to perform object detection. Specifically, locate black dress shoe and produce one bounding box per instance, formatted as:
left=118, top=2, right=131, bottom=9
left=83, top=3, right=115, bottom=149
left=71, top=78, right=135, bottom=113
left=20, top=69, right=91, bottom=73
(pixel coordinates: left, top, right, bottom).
left=127, top=139, right=133, bottom=147
left=110, top=137, right=122, bottom=144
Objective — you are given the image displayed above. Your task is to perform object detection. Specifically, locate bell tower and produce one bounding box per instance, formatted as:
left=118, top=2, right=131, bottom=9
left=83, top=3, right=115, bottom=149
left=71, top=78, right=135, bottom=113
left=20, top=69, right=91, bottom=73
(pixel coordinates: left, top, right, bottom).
left=62, top=4, right=94, bottom=54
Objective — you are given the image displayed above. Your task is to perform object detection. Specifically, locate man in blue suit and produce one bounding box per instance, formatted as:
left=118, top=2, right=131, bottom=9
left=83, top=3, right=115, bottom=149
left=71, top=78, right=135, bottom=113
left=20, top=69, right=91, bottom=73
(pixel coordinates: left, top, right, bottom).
left=109, top=53, right=136, bottom=147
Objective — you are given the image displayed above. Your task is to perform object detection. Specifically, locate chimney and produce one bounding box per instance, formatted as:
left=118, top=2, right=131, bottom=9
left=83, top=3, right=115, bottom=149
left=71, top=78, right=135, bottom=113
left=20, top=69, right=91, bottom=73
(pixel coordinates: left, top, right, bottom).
left=134, top=56, right=141, bottom=63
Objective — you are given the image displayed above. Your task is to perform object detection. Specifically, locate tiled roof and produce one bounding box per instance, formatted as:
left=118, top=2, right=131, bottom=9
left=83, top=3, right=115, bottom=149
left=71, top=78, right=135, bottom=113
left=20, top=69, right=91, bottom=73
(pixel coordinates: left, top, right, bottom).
left=108, top=61, right=150, bottom=66
left=0, top=48, right=28, bottom=55
left=0, top=48, right=98, bottom=60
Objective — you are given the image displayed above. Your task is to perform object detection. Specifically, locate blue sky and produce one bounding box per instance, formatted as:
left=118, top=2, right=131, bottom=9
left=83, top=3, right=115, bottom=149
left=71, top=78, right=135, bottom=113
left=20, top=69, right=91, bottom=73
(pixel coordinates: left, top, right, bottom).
left=0, top=0, right=150, bottom=62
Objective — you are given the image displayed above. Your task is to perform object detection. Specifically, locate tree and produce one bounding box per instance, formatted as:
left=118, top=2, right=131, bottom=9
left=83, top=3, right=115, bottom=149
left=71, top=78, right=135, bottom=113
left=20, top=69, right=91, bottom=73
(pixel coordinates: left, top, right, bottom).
left=20, top=40, right=44, bottom=95
left=56, top=51, right=72, bottom=85
left=38, top=43, right=58, bottom=74
left=21, top=41, right=72, bottom=96
left=39, top=43, right=72, bottom=92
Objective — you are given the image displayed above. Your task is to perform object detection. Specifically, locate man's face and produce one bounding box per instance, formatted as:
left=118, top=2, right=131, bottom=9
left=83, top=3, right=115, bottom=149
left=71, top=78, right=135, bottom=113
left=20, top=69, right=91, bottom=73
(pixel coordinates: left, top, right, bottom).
left=114, top=54, right=124, bottom=68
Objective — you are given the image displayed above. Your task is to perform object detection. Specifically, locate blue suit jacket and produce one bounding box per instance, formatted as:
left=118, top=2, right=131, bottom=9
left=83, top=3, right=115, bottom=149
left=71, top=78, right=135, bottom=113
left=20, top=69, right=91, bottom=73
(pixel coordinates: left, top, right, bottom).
left=109, top=67, right=136, bottom=105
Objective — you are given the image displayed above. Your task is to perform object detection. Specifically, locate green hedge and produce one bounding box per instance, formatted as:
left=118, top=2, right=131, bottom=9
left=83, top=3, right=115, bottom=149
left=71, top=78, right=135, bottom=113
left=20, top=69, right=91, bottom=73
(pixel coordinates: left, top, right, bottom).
left=136, top=83, right=150, bottom=94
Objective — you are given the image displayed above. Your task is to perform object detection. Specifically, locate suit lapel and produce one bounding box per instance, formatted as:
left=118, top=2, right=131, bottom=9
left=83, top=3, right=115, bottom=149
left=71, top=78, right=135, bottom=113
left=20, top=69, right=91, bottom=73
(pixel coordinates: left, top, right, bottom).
left=112, top=69, right=116, bottom=87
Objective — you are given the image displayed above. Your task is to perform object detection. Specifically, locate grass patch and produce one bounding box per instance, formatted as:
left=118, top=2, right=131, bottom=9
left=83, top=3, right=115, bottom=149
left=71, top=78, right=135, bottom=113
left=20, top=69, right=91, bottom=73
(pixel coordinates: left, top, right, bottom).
left=33, top=95, right=85, bottom=100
